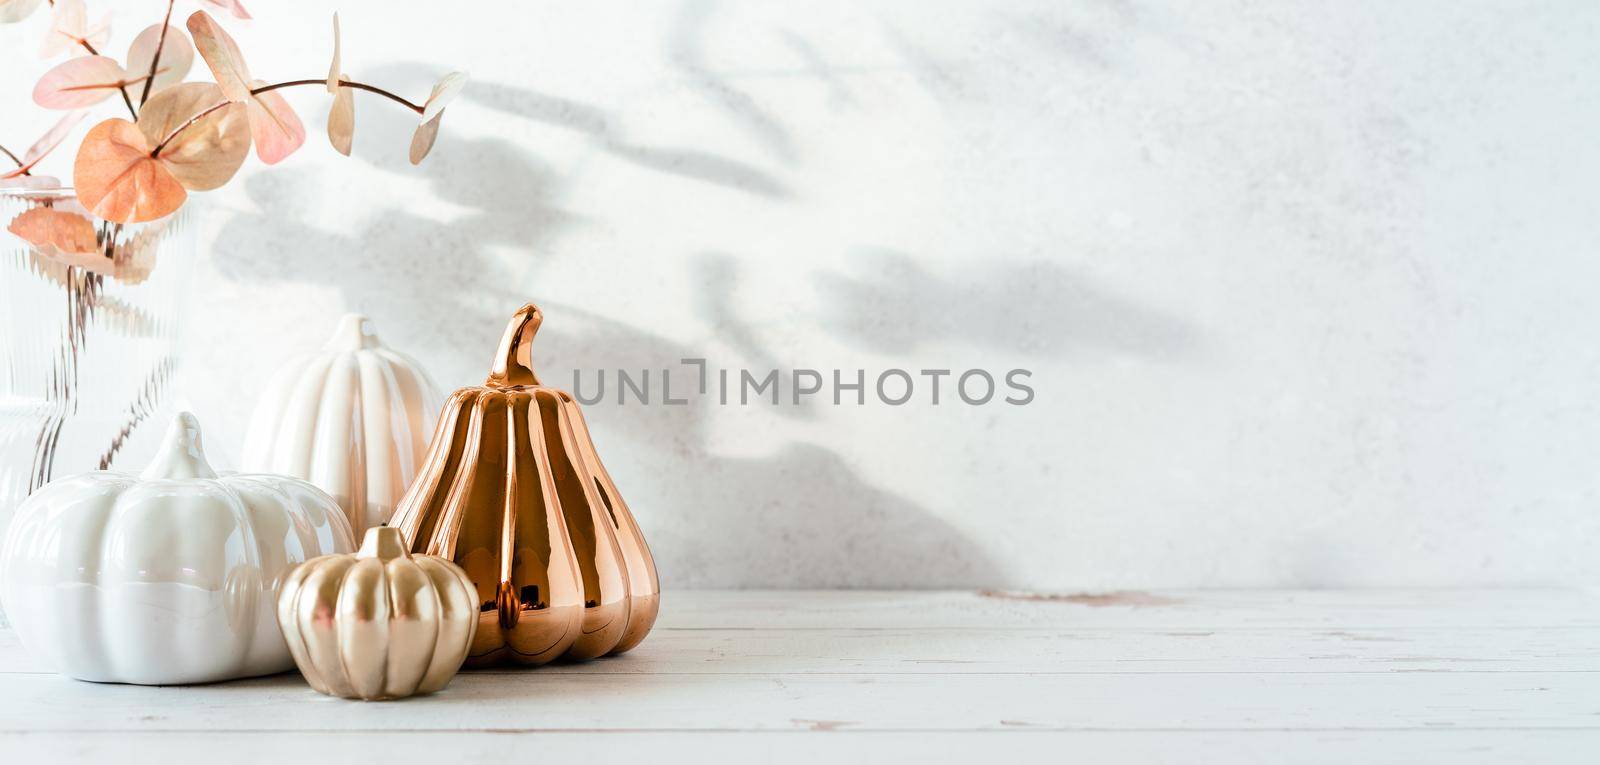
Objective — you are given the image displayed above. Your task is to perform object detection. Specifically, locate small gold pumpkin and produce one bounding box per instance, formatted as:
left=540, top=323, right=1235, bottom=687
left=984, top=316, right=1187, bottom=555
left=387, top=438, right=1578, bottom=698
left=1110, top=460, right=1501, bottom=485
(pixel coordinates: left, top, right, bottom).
left=390, top=303, right=660, bottom=666
left=277, top=526, right=477, bottom=700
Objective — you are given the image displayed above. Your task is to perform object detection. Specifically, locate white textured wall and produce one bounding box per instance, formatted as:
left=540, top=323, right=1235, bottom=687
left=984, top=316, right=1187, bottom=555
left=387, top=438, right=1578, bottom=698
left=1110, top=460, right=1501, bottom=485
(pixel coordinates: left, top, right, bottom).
left=7, top=1, right=1600, bottom=588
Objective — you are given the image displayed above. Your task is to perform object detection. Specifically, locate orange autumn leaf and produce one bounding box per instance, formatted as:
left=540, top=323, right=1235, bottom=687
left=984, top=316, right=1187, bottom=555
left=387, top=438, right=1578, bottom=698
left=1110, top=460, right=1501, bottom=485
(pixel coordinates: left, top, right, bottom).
left=409, top=113, right=441, bottom=165
left=186, top=10, right=251, bottom=102
left=246, top=80, right=305, bottom=165
left=126, top=23, right=195, bottom=97
left=328, top=75, right=354, bottom=156
left=73, top=119, right=187, bottom=224
left=0, top=110, right=86, bottom=179
left=33, top=56, right=133, bottom=109
left=138, top=83, right=250, bottom=191
left=6, top=207, right=98, bottom=256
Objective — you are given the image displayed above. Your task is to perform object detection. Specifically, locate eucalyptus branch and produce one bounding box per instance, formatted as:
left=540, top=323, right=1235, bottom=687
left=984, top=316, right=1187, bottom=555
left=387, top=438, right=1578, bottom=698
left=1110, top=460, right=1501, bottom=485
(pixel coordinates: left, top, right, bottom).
left=138, top=0, right=177, bottom=108
left=7, top=9, right=461, bottom=224
left=152, top=78, right=424, bottom=157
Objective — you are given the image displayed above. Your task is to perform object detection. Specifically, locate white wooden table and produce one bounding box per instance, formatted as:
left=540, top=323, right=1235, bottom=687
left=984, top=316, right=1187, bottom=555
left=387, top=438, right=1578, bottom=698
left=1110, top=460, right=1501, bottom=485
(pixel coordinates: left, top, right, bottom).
left=1, top=589, right=1597, bottom=762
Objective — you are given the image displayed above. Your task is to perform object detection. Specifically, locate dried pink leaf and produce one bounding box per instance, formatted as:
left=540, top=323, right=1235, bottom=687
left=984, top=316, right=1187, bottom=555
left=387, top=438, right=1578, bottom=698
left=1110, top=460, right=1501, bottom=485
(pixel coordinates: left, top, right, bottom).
left=328, top=75, right=354, bottom=156
left=7, top=207, right=99, bottom=256
left=33, top=56, right=134, bottom=109
left=138, top=82, right=250, bottom=190
left=109, top=220, right=166, bottom=283
left=73, top=118, right=187, bottom=223
left=200, top=0, right=251, bottom=21
left=39, top=0, right=109, bottom=59
left=0, top=0, right=45, bottom=24
left=0, top=175, right=63, bottom=190
left=0, top=111, right=87, bottom=179
left=246, top=80, right=306, bottom=165
left=126, top=23, right=195, bottom=97
left=38, top=0, right=83, bottom=58
left=83, top=17, right=112, bottom=54
left=420, top=71, right=467, bottom=125
left=186, top=10, right=251, bottom=102
left=327, top=13, right=341, bottom=94
left=409, top=113, right=441, bottom=165
left=32, top=242, right=119, bottom=277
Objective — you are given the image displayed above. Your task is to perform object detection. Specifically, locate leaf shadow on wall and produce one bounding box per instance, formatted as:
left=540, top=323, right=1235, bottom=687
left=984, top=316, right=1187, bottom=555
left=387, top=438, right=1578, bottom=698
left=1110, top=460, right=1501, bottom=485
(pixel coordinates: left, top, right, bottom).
left=532, top=299, right=1006, bottom=589
left=691, top=251, right=812, bottom=419
left=669, top=0, right=798, bottom=162
left=210, top=128, right=573, bottom=359
left=207, top=90, right=1003, bottom=588
left=368, top=62, right=793, bottom=200
left=812, top=249, right=1199, bottom=360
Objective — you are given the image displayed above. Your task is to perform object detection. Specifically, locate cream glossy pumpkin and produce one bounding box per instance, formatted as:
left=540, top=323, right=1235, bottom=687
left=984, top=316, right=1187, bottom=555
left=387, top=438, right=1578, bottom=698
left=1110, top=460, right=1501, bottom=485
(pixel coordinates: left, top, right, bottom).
left=278, top=526, right=477, bottom=700
left=242, top=313, right=441, bottom=532
left=0, top=413, right=355, bottom=685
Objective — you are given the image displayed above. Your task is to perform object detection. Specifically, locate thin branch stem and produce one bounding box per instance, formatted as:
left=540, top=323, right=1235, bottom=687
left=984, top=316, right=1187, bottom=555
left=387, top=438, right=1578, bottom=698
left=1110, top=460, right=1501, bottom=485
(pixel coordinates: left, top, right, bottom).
left=252, top=79, right=424, bottom=114
left=0, top=142, right=26, bottom=172
left=151, top=101, right=229, bottom=157
left=116, top=88, right=138, bottom=120
left=68, top=38, right=138, bottom=119
left=152, top=78, right=425, bottom=157
left=139, top=0, right=176, bottom=108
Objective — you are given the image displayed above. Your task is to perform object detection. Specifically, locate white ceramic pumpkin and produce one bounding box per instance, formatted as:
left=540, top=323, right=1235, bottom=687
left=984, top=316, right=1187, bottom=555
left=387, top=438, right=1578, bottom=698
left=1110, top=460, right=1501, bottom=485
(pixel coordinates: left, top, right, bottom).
left=0, top=412, right=355, bottom=685
left=242, top=313, right=440, bottom=531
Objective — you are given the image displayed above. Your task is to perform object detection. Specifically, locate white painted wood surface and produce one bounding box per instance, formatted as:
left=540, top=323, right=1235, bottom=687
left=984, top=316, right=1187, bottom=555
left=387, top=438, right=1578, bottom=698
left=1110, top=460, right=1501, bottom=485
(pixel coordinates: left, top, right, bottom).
left=1, top=589, right=1597, bottom=763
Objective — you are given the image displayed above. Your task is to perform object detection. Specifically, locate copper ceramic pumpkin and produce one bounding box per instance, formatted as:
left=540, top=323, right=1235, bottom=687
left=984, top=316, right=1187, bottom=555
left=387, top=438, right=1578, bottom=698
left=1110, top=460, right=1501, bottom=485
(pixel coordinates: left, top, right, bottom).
left=389, top=304, right=659, bottom=665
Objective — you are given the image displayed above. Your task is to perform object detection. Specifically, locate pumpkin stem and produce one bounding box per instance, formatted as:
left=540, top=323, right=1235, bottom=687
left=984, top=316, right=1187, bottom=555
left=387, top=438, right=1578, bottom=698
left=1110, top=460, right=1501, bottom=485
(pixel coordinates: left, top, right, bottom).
left=326, top=313, right=381, bottom=351
left=141, top=412, right=218, bottom=480
left=358, top=526, right=409, bottom=561
left=486, top=303, right=543, bottom=387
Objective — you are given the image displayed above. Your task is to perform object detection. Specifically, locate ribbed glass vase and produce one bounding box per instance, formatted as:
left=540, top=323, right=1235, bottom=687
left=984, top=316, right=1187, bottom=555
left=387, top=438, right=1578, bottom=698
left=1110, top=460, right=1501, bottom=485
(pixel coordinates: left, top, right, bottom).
left=0, top=190, right=195, bottom=622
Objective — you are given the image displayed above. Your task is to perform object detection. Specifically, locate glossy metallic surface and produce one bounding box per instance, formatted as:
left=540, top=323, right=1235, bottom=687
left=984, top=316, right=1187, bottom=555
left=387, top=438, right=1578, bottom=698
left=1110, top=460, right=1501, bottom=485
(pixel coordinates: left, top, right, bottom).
left=277, top=526, right=477, bottom=700
left=560, top=394, right=659, bottom=653
left=390, top=303, right=660, bottom=665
